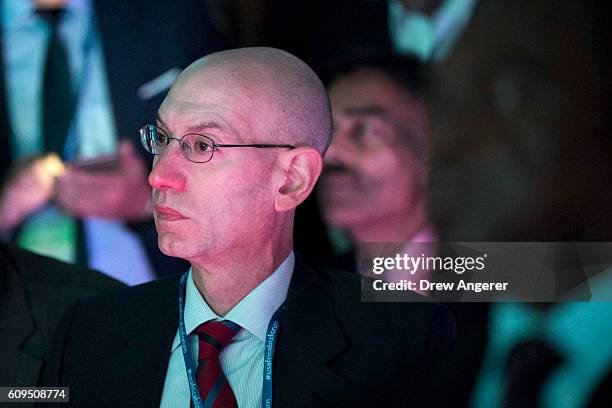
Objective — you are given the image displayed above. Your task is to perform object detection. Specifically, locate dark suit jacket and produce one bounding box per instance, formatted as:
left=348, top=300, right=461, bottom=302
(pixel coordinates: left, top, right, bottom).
left=0, top=0, right=224, bottom=277
left=0, top=244, right=124, bottom=392
left=45, top=257, right=456, bottom=406
left=320, top=244, right=490, bottom=407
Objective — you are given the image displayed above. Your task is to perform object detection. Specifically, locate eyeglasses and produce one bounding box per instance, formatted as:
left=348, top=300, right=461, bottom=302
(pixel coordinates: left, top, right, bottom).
left=139, top=124, right=295, bottom=163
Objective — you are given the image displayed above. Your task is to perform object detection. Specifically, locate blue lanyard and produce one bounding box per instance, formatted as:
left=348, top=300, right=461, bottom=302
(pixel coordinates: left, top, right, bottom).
left=178, top=272, right=284, bottom=408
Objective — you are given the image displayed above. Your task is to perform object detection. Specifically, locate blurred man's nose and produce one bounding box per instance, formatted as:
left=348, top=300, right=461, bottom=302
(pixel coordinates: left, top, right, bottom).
left=324, top=128, right=355, bottom=166
left=148, top=145, right=186, bottom=192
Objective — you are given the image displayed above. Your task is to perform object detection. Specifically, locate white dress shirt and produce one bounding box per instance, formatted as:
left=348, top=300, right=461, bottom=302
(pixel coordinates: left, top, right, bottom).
left=160, top=252, right=295, bottom=407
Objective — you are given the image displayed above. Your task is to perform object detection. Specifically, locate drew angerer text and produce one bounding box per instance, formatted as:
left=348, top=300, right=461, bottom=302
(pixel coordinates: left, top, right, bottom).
left=372, top=279, right=509, bottom=293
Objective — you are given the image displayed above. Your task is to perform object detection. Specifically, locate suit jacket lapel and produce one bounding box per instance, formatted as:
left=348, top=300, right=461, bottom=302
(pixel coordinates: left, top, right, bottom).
left=274, top=258, right=354, bottom=407
left=117, top=276, right=180, bottom=406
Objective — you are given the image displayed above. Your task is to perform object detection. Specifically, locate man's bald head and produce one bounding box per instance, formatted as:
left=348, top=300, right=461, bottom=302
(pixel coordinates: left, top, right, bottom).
left=151, top=48, right=329, bottom=266
left=167, top=47, right=332, bottom=154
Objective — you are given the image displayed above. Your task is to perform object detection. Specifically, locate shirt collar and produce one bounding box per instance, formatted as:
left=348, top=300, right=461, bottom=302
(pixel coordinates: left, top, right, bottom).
left=65, top=0, right=91, bottom=21
left=171, top=251, right=295, bottom=351
left=3, top=0, right=35, bottom=27
left=486, top=283, right=612, bottom=408
left=487, top=268, right=612, bottom=373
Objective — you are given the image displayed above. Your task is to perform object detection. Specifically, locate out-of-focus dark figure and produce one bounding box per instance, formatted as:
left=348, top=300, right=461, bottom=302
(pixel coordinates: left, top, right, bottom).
left=0, top=243, right=124, bottom=396
left=426, top=1, right=612, bottom=407
left=0, top=0, right=224, bottom=284
left=428, top=0, right=611, bottom=241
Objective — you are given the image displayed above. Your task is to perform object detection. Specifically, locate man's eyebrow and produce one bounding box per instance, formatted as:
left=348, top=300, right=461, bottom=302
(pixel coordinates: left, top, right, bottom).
left=155, top=115, right=168, bottom=129
left=154, top=117, right=227, bottom=135
left=186, top=121, right=227, bottom=134
left=342, top=105, right=388, bottom=119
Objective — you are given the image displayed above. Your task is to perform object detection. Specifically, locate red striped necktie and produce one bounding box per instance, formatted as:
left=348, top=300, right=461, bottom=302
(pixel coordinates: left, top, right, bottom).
left=192, top=321, right=241, bottom=408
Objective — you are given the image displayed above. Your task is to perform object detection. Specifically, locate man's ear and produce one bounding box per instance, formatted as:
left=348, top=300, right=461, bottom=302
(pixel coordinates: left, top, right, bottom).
left=274, top=147, right=323, bottom=212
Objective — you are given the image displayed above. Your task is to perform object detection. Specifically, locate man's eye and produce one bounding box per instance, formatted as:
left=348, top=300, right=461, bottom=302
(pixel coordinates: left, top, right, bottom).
left=157, top=133, right=168, bottom=144
left=181, top=142, right=192, bottom=153
left=352, top=122, right=374, bottom=140
left=353, top=122, right=366, bottom=138
left=351, top=121, right=386, bottom=144
left=195, top=141, right=210, bottom=152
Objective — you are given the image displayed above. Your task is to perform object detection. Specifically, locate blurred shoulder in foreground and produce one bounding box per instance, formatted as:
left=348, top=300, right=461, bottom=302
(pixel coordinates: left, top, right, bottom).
left=0, top=243, right=125, bottom=389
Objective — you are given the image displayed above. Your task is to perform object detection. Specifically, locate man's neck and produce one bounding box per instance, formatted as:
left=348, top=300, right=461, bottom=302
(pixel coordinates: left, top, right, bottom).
left=350, top=202, right=428, bottom=243
left=190, top=245, right=291, bottom=316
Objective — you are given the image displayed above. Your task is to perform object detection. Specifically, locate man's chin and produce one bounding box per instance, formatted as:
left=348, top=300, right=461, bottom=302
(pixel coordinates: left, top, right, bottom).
left=323, top=207, right=369, bottom=230
left=157, top=236, right=194, bottom=260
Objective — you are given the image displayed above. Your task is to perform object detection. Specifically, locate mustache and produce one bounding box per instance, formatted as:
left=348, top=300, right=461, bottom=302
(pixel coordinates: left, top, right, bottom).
left=322, top=162, right=351, bottom=175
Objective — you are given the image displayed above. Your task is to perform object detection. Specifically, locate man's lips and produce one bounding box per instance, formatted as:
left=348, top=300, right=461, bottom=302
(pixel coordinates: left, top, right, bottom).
left=154, top=205, right=187, bottom=221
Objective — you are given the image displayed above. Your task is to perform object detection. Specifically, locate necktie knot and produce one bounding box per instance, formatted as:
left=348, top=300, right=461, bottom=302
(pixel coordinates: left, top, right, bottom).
left=192, top=321, right=241, bottom=407
left=37, top=8, right=65, bottom=26
left=195, top=321, right=241, bottom=360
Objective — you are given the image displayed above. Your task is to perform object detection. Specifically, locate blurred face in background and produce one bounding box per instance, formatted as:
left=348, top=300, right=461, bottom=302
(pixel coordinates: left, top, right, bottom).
left=319, top=68, right=430, bottom=240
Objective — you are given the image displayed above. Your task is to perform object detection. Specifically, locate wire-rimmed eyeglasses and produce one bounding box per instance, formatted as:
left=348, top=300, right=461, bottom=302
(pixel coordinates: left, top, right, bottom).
left=139, top=124, right=295, bottom=163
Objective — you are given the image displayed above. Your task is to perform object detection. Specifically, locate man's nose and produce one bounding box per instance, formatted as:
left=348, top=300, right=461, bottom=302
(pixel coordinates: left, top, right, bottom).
left=324, top=130, right=354, bottom=166
left=148, top=145, right=186, bottom=191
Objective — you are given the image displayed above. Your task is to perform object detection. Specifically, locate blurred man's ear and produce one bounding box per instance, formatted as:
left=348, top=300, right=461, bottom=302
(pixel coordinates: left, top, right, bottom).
left=273, top=147, right=323, bottom=212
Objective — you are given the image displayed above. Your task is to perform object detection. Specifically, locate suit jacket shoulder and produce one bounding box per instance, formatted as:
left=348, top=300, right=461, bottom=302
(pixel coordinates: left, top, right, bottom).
left=43, top=275, right=179, bottom=407
left=274, top=260, right=457, bottom=407
left=0, top=244, right=124, bottom=389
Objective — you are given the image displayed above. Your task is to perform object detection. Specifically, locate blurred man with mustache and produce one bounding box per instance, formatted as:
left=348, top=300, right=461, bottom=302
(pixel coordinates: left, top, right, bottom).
left=319, top=56, right=436, bottom=278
